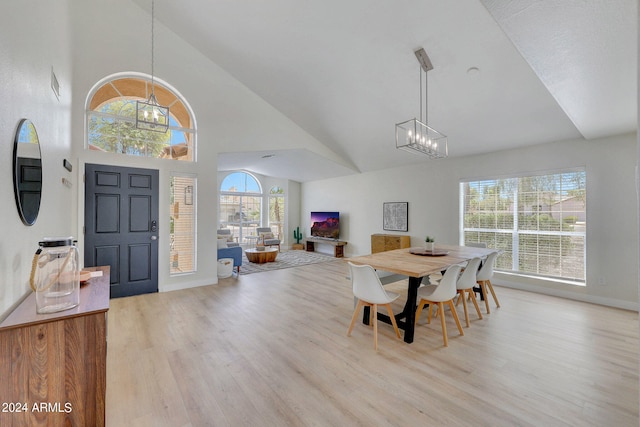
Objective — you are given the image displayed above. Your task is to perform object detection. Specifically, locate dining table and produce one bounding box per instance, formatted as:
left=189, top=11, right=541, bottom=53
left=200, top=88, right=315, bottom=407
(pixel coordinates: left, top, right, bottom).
left=348, top=244, right=497, bottom=343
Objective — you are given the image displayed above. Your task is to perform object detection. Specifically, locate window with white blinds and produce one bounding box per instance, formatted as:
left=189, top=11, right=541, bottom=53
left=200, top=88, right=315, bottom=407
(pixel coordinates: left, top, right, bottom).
left=460, top=169, right=586, bottom=283
left=170, top=173, right=197, bottom=275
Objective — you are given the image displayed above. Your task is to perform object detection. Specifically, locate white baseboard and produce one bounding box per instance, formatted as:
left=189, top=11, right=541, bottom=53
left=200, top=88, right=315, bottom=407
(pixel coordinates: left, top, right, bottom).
left=495, top=277, right=638, bottom=311
left=160, top=278, right=218, bottom=293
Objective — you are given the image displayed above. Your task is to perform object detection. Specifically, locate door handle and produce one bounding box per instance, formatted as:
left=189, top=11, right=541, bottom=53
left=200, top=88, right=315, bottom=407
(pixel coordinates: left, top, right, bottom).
left=151, top=236, right=157, bottom=241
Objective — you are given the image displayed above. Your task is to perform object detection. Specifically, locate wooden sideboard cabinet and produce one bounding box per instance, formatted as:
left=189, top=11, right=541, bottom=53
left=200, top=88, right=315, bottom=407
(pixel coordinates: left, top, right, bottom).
left=0, top=266, right=110, bottom=427
left=371, top=234, right=411, bottom=253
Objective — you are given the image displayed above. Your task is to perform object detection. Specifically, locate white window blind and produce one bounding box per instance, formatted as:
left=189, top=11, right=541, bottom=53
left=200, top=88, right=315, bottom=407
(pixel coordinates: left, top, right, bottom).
left=460, top=169, right=586, bottom=283
left=170, top=173, right=197, bottom=275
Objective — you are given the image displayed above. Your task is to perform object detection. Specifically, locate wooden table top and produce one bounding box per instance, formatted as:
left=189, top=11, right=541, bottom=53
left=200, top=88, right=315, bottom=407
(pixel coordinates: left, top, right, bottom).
left=245, top=247, right=278, bottom=254
left=347, top=244, right=497, bottom=278
left=0, top=265, right=110, bottom=331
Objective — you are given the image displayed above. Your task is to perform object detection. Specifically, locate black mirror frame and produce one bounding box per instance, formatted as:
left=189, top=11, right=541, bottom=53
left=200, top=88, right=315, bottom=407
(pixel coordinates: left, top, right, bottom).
left=13, top=118, right=43, bottom=226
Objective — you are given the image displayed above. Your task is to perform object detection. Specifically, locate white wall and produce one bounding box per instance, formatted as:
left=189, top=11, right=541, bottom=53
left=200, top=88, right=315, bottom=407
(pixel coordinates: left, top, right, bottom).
left=302, top=133, right=639, bottom=310
left=0, top=0, right=74, bottom=317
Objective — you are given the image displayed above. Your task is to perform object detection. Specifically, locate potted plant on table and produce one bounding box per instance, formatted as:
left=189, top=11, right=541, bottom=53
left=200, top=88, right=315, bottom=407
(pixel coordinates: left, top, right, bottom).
left=425, top=235, right=435, bottom=252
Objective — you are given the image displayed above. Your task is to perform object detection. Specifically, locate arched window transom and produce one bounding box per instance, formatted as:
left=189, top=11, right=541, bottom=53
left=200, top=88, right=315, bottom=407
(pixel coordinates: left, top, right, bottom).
left=86, top=76, right=196, bottom=161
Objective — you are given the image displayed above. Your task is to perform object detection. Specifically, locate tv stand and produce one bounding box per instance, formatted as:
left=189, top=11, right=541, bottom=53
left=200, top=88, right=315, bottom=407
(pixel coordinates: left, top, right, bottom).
left=305, top=237, right=347, bottom=258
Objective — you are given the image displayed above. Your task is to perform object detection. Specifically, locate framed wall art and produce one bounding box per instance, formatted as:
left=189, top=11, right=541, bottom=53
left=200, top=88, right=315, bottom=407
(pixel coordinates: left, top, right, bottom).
left=383, top=202, right=408, bottom=232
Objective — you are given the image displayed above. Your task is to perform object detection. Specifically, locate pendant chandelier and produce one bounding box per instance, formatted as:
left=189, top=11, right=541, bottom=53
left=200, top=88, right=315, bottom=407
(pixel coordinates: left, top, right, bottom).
left=395, top=48, right=447, bottom=158
left=136, top=0, right=170, bottom=133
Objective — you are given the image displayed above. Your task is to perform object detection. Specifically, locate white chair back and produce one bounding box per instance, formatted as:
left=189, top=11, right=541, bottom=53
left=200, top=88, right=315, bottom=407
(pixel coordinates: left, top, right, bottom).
left=457, top=257, right=482, bottom=290
left=477, top=252, right=498, bottom=281
left=424, top=265, right=461, bottom=302
left=348, top=262, right=394, bottom=304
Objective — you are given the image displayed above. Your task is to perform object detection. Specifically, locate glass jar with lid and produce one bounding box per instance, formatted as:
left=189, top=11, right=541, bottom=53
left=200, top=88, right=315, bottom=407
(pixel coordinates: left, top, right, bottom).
left=31, top=237, right=80, bottom=314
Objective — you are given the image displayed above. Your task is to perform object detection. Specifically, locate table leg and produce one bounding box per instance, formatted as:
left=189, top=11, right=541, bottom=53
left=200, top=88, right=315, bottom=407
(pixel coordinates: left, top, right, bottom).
left=402, top=276, right=422, bottom=343
left=366, top=275, right=424, bottom=344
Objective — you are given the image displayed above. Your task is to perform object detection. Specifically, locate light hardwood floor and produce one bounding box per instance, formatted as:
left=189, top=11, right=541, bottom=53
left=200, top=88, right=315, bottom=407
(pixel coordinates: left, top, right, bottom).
left=106, top=259, right=638, bottom=426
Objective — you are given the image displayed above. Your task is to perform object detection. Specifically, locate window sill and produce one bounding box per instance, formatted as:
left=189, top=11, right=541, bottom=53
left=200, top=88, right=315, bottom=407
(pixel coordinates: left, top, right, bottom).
left=495, top=271, right=585, bottom=287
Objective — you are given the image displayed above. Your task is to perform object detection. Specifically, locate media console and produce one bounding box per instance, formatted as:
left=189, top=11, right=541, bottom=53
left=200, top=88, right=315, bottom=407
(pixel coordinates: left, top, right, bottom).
left=305, top=237, right=347, bottom=258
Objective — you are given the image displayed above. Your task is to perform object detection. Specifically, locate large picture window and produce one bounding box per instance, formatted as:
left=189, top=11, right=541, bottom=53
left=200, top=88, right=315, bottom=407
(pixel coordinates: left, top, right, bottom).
left=460, top=169, right=586, bottom=283
left=219, top=172, right=262, bottom=243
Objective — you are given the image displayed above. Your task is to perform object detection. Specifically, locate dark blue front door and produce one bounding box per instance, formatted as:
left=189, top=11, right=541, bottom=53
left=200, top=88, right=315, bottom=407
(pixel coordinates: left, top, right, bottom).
left=84, top=163, right=159, bottom=298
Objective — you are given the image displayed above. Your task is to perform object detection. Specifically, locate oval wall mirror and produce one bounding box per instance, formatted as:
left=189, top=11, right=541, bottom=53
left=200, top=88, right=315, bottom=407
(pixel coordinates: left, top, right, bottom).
left=13, top=119, right=42, bottom=225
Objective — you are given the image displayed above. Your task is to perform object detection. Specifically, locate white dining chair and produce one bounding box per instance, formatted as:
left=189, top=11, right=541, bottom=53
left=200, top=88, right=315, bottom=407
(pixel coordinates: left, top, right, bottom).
left=415, top=265, right=464, bottom=347
left=477, top=251, right=500, bottom=313
left=347, top=262, right=402, bottom=350
left=455, top=257, right=483, bottom=327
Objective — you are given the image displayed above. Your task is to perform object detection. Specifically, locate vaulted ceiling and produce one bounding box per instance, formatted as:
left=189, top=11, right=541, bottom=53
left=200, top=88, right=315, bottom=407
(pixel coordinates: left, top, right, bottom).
left=139, top=0, right=637, bottom=182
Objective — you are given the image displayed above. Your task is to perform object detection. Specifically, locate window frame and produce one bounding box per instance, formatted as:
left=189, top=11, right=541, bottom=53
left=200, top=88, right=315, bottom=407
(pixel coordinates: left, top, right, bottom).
left=268, top=186, right=286, bottom=240
left=170, top=173, right=197, bottom=276
left=85, top=73, right=196, bottom=161
left=219, top=172, right=263, bottom=243
left=460, top=168, right=586, bottom=285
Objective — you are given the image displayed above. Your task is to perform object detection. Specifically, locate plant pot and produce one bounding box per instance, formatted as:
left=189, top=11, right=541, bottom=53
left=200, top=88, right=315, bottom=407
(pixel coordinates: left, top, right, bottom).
left=292, top=243, right=304, bottom=250
left=425, top=242, right=435, bottom=252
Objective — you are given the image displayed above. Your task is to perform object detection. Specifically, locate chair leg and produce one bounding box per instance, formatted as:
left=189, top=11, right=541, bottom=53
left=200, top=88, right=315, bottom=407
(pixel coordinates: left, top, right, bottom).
left=369, top=304, right=375, bottom=327
left=486, top=280, right=501, bottom=308
left=478, top=281, right=491, bottom=314
left=459, top=289, right=470, bottom=327
left=347, top=300, right=364, bottom=336
left=438, top=302, right=448, bottom=347
left=468, top=289, right=483, bottom=320
left=448, top=300, right=464, bottom=337
left=384, top=304, right=402, bottom=339
left=415, top=300, right=427, bottom=324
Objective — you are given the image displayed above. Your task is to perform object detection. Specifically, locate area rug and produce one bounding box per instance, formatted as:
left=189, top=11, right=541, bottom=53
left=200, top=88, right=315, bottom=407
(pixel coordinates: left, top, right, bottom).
left=239, top=250, right=336, bottom=275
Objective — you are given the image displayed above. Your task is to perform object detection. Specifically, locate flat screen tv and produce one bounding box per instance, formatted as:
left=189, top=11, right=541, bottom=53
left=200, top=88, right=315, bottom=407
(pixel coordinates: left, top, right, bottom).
left=310, top=211, right=340, bottom=239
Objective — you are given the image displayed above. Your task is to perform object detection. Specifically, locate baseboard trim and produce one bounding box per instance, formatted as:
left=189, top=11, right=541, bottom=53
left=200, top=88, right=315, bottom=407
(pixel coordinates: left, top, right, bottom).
left=495, top=277, right=638, bottom=311
left=160, top=278, right=217, bottom=293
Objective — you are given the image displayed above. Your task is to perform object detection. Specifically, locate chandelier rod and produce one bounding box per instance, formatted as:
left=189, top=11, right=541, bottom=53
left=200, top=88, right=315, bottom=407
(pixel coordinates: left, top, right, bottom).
left=419, top=65, right=422, bottom=124
left=424, top=64, right=428, bottom=126
left=150, top=0, right=156, bottom=97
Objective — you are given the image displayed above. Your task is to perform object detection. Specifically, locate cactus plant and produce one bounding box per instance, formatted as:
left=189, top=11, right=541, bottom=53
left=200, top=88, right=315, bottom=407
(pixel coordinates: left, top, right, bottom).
left=293, top=226, right=302, bottom=244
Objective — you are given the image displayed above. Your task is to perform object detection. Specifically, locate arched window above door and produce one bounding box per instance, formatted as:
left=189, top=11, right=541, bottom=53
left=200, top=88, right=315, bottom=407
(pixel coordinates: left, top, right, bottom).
left=86, top=75, right=196, bottom=161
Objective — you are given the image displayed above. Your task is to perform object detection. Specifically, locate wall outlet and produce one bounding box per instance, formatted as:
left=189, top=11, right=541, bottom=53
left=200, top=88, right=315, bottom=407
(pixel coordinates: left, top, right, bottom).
left=598, top=276, right=606, bottom=286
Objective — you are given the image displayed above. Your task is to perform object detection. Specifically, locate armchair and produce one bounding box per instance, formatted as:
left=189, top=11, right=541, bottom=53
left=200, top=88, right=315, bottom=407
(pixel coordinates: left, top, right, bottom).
left=217, top=238, right=242, bottom=274
left=217, top=228, right=239, bottom=247
left=257, top=227, right=281, bottom=251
